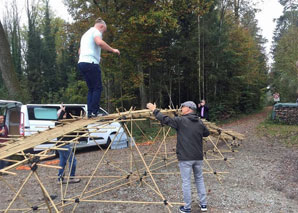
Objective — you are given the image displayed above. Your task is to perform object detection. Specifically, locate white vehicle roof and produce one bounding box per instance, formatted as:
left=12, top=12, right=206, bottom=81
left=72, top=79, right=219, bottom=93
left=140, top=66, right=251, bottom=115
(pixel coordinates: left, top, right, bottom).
left=24, top=103, right=109, bottom=115
left=25, top=103, right=86, bottom=107
left=0, top=100, right=22, bottom=108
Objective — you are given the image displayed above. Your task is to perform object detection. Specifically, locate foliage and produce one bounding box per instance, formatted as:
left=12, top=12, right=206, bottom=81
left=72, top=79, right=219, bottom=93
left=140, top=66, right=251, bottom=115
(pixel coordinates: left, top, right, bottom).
left=271, top=5, right=298, bottom=102
left=0, top=75, right=9, bottom=100
left=2, top=0, right=269, bottom=120
left=41, top=0, right=58, bottom=97
left=201, top=3, right=267, bottom=118
left=126, top=120, right=176, bottom=143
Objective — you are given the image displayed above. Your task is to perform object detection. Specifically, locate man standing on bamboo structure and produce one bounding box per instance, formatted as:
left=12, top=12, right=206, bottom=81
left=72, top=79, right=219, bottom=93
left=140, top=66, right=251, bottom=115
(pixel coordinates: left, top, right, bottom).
left=78, top=17, right=120, bottom=118
left=147, top=101, right=209, bottom=212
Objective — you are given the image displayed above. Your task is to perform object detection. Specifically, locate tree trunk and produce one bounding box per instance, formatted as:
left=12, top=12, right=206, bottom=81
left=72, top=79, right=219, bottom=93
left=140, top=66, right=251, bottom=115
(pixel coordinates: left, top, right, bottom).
left=214, top=0, right=226, bottom=98
left=197, top=14, right=201, bottom=101
left=234, top=0, right=240, bottom=21
left=178, top=62, right=181, bottom=105
left=168, top=68, right=173, bottom=108
left=159, top=79, right=163, bottom=107
left=0, top=21, right=21, bottom=99
left=138, top=64, right=147, bottom=109
left=202, top=17, right=205, bottom=100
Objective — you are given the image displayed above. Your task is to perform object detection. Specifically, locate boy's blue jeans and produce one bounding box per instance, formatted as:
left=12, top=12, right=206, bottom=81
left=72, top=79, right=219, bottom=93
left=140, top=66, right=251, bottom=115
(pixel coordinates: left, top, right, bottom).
left=58, top=145, right=77, bottom=179
left=0, top=160, right=7, bottom=170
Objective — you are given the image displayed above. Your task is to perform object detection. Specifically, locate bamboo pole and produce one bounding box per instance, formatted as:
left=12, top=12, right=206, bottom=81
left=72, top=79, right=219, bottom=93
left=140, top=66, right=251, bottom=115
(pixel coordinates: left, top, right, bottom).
left=207, top=136, right=225, bottom=159
left=52, top=119, right=178, bottom=211
left=145, top=126, right=163, bottom=154
left=5, top=171, right=34, bottom=213
left=63, top=142, right=78, bottom=199
left=1, top=207, right=48, bottom=212
left=0, top=176, right=33, bottom=209
left=64, top=198, right=184, bottom=206
left=0, top=107, right=244, bottom=212
left=81, top=177, right=138, bottom=201
left=149, top=128, right=171, bottom=168
left=71, top=120, right=121, bottom=212
left=34, top=171, right=59, bottom=212
left=50, top=175, right=123, bottom=179
left=122, top=123, right=173, bottom=210
left=163, top=127, right=168, bottom=164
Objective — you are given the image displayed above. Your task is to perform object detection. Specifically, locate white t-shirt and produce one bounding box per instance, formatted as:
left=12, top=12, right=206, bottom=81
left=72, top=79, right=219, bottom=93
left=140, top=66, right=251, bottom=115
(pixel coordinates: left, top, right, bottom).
left=78, top=27, right=102, bottom=64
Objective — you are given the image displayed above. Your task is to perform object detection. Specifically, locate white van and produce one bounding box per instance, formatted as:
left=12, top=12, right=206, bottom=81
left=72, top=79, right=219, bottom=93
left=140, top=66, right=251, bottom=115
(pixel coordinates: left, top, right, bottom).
left=0, top=100, right=22, bottom=137
left=0, top=100, right=129, bottom=151
left=20, top=104, right=89, bottom=137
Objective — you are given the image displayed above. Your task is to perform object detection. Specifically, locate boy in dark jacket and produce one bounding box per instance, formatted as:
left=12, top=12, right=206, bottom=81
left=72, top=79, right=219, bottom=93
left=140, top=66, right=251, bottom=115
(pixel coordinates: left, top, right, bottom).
left=147, top=101, right=209, bottom=212
left=57, top=105, right=80, bottom=184
left=0, top=115, right=9, bottom=171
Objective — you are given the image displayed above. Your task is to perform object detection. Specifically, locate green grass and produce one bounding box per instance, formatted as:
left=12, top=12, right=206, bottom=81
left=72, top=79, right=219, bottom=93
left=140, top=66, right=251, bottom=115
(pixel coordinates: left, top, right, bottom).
left=125, top=120, right=176, bottom=143
left=257, top=118, right=298, bottom=147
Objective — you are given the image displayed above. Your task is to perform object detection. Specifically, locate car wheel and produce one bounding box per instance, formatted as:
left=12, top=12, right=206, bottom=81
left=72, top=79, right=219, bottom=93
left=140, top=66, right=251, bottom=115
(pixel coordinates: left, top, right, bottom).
left=48, top=150, right=59, bottom=158
left=102, top=137, right=111, bottom=149
left=55, top=150, right=59, bottom=158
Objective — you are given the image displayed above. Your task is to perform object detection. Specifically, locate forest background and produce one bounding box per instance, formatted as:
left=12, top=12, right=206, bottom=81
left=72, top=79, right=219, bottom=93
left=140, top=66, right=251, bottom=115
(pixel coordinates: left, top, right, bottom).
left=0, top=0, right=297, bottom=121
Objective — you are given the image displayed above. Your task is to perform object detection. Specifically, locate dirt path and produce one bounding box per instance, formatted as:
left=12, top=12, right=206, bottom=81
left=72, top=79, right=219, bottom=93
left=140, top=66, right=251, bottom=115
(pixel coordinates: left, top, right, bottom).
left=1, top=108, right=297, bottom=213
left=208, top=107, right=298, bottom=213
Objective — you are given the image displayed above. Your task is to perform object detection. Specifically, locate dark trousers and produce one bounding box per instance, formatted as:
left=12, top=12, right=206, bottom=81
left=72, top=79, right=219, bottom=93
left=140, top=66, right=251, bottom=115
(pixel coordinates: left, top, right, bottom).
left=78, top=62, right=102, bottom=116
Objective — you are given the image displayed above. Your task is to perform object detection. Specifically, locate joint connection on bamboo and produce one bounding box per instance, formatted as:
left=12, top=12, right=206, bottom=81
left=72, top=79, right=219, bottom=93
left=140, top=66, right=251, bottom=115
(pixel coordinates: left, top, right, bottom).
left=31, top=206, right=38, bottom=211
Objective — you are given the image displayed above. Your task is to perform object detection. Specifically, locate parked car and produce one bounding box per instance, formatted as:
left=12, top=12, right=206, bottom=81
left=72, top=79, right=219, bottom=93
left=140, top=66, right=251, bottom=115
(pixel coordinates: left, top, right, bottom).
left=0, top=100, right=129, bottom=151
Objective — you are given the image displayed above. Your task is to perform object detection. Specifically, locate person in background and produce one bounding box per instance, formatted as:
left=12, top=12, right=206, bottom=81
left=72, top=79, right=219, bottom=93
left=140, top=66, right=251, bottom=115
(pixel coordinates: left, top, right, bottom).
left=0, top=115, right=8, bottom=141
left=198, top=100, right=209, bottom=121
left=147, top=101, right=209, bottom=212
left=57, top=105, right=80, bottom=184
left=78, top=17, right=120, bottom=118
left=0, top=115, right=9, bottom=170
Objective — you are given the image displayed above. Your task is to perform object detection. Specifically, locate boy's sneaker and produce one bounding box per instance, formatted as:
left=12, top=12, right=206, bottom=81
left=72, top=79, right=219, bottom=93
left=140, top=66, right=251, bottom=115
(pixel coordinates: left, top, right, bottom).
left=199, top=204, right=207, bottom=212
left=179, top=206, right=191, bottom=213
left=68, top=177, right=81, bottom=183
left=57, top=177, right=80, bottom=184
left=57, top=179, right=66, bottom=185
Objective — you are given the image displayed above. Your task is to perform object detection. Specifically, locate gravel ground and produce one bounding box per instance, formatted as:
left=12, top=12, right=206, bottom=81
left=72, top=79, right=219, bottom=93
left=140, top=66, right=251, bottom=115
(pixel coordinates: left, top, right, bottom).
left=0, top=108, right=298, bottom=213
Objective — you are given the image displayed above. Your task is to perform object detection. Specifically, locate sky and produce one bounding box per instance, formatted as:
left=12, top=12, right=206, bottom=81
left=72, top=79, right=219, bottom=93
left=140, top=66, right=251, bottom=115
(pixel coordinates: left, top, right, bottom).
left=0, top=0, right=72, bottom=22
left=254, top=0, right=283, bottom=65
left=0, top=0, right=284, bottom=64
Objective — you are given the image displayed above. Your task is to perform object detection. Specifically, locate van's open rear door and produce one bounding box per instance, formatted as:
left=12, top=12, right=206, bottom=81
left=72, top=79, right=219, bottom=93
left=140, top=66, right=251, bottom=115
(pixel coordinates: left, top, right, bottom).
left=0, top=100, right=23, bottom=136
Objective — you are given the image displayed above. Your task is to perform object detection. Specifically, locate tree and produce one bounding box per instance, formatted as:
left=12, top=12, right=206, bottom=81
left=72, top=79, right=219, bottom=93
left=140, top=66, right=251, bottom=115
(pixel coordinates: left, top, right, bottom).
left=25, top=0, right=44, bottom=102
left=271, top=2, right=298, bottom=102
left=41, top=0, right=58, bottom=102
left=0, top=20, right=22, bottom=99
left=2, top=0, right=23, bottom=79
left=271, top=25, right=298, bottom=101
left=40, top=0, right=268, bottom=118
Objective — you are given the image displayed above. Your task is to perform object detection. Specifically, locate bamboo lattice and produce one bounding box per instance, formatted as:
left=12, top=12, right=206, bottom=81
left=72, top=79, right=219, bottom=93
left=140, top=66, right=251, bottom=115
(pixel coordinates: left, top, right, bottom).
left=0, top=108, right=244, bottom=212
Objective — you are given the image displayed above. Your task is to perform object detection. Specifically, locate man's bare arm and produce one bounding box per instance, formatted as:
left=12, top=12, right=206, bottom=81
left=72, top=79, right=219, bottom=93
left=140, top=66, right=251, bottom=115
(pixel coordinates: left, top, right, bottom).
left=94, top=36, right=120, bottom=55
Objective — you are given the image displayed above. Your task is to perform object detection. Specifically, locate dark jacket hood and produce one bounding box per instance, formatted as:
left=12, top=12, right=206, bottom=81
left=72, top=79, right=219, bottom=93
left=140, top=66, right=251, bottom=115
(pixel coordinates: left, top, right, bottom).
left=184, top=113, right=199, bottom=122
